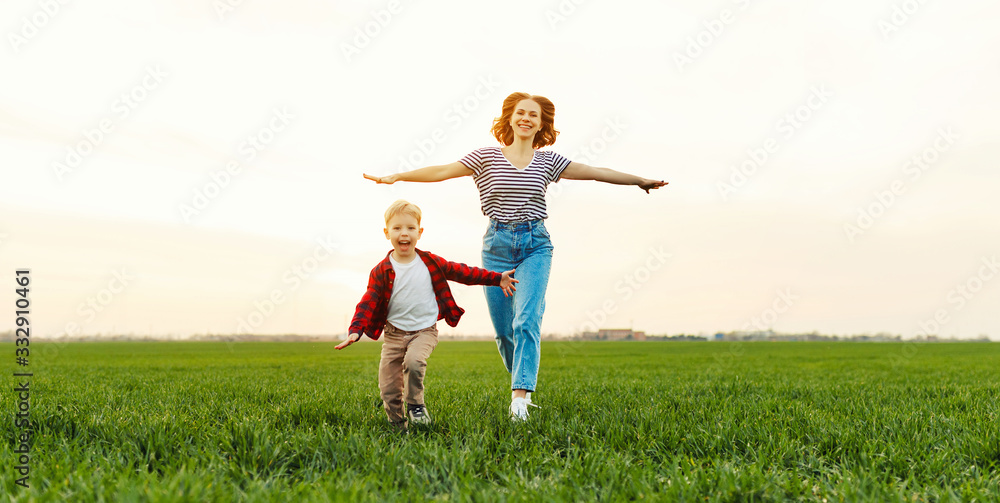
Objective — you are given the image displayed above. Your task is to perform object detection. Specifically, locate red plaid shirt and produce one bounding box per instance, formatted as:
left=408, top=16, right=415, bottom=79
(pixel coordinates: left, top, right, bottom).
left=349, top=249, right=502, bottom=339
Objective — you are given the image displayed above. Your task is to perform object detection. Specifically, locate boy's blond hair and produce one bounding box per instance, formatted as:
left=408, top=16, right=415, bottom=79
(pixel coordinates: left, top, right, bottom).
left=384, top=199, right=422, bottom=225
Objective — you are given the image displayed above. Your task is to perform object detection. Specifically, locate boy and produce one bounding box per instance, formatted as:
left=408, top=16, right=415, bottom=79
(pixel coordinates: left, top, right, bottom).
left=336, top=200, right=517, bottom=431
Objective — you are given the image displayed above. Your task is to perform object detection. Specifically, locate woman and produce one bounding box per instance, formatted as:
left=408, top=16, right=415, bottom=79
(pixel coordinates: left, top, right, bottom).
left=364, top=92, right=666, bottom=420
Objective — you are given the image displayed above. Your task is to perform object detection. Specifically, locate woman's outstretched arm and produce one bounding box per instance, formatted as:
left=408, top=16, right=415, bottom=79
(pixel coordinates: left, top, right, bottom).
left=560, top=161, right=667, bottom=193
left=363, top=162, right=473, bottom=184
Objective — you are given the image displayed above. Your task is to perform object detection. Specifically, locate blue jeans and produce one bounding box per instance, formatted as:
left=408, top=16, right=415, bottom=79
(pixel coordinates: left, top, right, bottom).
left=482, top=219, right=552, bottom=392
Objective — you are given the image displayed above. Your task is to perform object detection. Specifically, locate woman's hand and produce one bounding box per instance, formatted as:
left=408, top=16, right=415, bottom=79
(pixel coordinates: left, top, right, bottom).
left=363, top=173, right=398, bottom=184
left=638, top=179, right=668, bottom=193
left=335, top=333, right=361, bottom=350
left=500, top=269, right=518, bottom=297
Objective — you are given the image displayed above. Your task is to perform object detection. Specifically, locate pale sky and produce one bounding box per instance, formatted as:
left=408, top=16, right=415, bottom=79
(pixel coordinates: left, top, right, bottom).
left=2, top=0, right=999, bottom=340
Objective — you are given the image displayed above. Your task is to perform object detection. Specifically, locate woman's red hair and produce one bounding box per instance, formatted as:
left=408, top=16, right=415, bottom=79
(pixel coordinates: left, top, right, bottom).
left=491, top=92, right=559, bottom=149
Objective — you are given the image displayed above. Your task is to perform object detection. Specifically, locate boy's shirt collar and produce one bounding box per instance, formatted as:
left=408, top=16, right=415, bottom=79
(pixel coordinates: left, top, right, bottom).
left=379, top=248, right=429, bottom=269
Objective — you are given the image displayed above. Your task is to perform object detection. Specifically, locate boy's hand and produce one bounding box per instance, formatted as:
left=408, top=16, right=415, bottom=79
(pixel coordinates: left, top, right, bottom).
left=335, top=333, right=362, bottom=350
left=363, top=173, right=398, bottom=184
left=500, top=269, right=518, bottom=297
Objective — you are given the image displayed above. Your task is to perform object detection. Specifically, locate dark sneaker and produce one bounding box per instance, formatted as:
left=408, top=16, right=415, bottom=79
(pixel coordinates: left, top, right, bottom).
left=408, top=403, right=432, bottom=425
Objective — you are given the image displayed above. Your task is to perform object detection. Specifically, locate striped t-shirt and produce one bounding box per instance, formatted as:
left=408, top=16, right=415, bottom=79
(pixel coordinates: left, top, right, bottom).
left=459, top=147, right=572, bottom=222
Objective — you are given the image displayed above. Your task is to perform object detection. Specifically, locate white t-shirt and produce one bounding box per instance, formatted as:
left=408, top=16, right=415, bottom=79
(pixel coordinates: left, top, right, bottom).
left=386, top=254, right=439, bottom=331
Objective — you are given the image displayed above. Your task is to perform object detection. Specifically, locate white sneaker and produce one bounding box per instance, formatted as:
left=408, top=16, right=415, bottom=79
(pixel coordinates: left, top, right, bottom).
left=408, top=403, right=432, bottom=425
left=509, top=397, right=539, bottom=421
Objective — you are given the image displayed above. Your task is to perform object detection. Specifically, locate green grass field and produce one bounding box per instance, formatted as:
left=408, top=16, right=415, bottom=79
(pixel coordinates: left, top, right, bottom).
left=3, top=341, right=999, bottom=502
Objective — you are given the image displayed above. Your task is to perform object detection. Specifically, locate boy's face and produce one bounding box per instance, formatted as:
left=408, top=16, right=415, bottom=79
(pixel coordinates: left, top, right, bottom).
left=384, top=213, right=422, bottom=261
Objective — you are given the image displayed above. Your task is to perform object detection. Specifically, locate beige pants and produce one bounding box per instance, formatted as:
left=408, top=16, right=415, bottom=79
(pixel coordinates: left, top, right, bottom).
left=378, top=322, right=439, bottom=425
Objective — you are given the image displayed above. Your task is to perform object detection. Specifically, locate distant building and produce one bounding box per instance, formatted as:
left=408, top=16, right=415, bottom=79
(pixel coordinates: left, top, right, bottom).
left=581, top=328, right=646, bottom=341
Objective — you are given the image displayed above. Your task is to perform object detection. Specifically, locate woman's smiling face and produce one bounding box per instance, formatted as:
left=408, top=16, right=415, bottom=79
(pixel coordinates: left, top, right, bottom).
left=509, top=99, right=541, bottom=141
